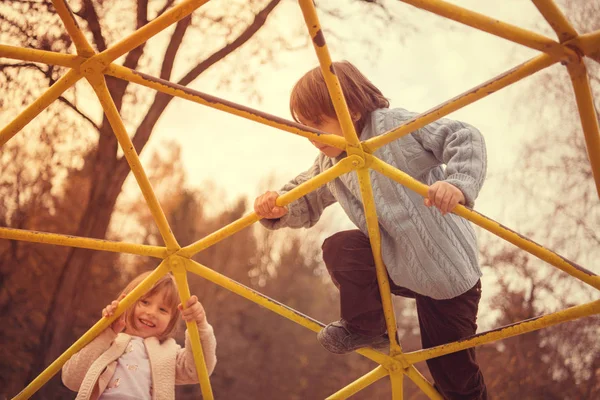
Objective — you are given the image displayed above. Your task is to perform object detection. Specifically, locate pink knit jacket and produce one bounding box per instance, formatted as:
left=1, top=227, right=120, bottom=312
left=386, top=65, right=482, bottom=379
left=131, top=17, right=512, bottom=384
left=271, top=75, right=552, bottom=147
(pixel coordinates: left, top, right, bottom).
left=62, top=322, right=217, bottom=400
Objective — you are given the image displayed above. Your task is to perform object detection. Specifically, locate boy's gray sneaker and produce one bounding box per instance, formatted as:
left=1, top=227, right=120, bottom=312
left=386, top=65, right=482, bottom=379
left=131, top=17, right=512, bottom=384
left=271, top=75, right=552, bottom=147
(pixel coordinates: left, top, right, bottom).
left=317, top=320, right=390, bottom=354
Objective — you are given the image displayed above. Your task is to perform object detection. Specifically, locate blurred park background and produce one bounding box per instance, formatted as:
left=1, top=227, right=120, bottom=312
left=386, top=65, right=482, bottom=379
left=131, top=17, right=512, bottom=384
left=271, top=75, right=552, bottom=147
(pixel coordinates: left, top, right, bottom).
left=0, top=0, right=599, bottom=398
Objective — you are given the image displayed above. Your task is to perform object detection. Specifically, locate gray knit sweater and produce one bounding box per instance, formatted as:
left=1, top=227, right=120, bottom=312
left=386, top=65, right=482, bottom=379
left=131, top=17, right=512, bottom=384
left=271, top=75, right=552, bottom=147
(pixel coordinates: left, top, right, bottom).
left=261, top=107, right=486, bottom=299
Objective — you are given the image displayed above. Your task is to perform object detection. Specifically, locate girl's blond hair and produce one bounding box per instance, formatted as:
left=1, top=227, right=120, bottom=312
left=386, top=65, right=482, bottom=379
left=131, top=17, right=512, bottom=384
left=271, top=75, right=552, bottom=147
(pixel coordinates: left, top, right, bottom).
left=289, top=61, right=389, bottom=136
left=120, top=271, right=180, bottom=341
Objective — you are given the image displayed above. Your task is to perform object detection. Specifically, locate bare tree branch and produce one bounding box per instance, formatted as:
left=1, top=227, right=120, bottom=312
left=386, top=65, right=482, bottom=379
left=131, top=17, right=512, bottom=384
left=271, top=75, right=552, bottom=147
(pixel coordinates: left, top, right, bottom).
left=58, top=96, right=99, bottom=130
left=160, top=15, right=191, bottom=81
left=79, top=0, right=107, bottom=52
left=118, top=0, right=282, bottom=177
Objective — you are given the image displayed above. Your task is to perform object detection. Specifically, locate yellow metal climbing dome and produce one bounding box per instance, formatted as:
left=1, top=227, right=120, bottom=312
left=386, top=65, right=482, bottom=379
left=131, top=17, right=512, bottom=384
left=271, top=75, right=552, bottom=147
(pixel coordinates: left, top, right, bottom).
left=1, top=0, right=599, bottom=399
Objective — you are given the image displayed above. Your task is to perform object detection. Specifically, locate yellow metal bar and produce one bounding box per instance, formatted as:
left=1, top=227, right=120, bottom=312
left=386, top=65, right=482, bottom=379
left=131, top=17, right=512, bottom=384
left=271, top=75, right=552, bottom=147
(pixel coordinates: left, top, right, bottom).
left=171, top=258, right=213, bottom=400
left=97, top=0, right=210, bottom=64
left=390, top=370, right=404, bottom=400
left=86, top=73, right=180, bottom=251
left=404, top=299, right=600, bottom=364
left=0, top=226, right=168, bottom=258
left=364, top=53, right=557, bottom=152
left=566, top=61, right=600, bottom=199
left=531, top=0, right=578, bottom=42
left=404, top=365, right=443, bottom=400
left=184, top=258, right=392, bottom=366
left=297, top=0, right=364, bottom=155
left=356, top=168, right=402, bottom=354
left=0, top=45, right=83, bottom=68
left=326, top=366, right=389, bottom=400
left=51, top=0, right=95, bottom=57
left=570, top=30, right=600, bottom=63
left=178, top=155, right=360, bottom=257
left=0, top=68, right=82, bottom=148
left=399, top=0, right=575, bottom=62
left=105, top=64, right=346, bottom=150
left=368, top=155, right=600, bottom=290
left=14, top=261, right=171, bottom=399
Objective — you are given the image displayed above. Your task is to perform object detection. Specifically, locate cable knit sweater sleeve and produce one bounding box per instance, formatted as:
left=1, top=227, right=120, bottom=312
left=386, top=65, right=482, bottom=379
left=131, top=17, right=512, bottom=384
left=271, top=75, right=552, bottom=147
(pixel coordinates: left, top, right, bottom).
left=175, top=321, right=217, bottom=384
left=61, top=328, right=117, bottom=391
left=396, top=110, right=487, bottom=208
left=260, top=157, right=337, bottom=230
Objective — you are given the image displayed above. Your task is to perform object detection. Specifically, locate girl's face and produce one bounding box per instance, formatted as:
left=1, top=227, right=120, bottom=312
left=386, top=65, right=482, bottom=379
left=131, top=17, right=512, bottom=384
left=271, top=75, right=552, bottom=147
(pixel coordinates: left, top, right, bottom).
left=301, top=115, right=346, bottom=158
left=127, top=290, right=174, bottom=339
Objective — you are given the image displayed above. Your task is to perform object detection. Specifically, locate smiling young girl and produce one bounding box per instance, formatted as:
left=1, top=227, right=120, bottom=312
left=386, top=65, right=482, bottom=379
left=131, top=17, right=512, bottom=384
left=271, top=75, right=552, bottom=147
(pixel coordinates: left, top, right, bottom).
left=62, top=271, right=216, bottom=400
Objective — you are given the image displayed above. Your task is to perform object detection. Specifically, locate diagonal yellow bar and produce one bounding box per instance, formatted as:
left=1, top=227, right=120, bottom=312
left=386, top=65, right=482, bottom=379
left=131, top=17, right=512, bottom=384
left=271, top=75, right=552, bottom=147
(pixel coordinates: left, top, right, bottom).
left=0, top=45, right=83, bottom=68
left=171, top=257, right=214, bottom=400
left=86, top=73, right=180, bottom=251
left=368, top=155, right=600, bottom=290
left=326, top=366, right=389, bottom=399
left=51, top=0, right=96, bottom=57
left=364, top=53, right=557, bottom=152
left=0, top=68, right=82, bottom=148
left=105, top=64, right=346, bottom=150
left=178, top=155, right=360, bottom=257
left=404, top=299, right=600, bottom=364
left=97, top=0, right=211, bottom=64
left=297, top=0, right=364, bottom=155
left=14, top=261, right=171, bottom=400
left=184, top=259, right=393, bottom=366
left=566, top=60, right=600, bottom=199
left=404, top=365, right=443, bottom=400
left=531, top=0, right=578, bottom=42
left=399, top=0, right=576, bottom=62
left=0, top=226, right=168, bottom=258
left=356, top=168, right=402, bottom=354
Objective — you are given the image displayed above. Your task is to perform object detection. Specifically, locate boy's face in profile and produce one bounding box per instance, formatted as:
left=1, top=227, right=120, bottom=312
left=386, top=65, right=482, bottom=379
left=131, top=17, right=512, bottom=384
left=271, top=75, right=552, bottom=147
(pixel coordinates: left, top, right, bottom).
left=299, top=115, right=346, bottom=158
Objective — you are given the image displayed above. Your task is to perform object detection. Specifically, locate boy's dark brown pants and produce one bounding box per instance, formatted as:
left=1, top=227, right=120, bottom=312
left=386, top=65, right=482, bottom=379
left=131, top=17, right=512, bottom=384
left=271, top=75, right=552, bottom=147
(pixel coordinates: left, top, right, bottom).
left=322, top=230, right=488, bottom=400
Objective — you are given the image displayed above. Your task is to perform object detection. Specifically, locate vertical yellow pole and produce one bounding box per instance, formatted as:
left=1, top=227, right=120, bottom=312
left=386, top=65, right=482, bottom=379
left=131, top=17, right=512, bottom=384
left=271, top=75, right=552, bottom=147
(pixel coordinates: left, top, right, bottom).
left=171, top=257, right=214, bottom=400
left=356, top=169, right=402, bottom=354
left=390, top=370, right=404, bottom=400
left=566, top=60, right=600, bottom=199
left=297, top=0, right=364, bottom=156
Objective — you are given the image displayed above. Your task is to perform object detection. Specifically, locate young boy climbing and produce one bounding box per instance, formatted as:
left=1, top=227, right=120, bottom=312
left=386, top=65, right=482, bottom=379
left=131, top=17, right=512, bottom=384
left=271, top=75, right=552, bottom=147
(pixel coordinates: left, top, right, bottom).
left=254, top=61, right=488, bottom=400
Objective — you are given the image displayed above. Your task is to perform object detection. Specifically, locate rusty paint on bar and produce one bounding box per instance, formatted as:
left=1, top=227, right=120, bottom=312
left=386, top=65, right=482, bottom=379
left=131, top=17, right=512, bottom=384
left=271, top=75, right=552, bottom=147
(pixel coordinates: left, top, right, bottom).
left=0, top=227, right=168, bottom=259
left=566, top=60, right=600, bottom=199
left=86, top=73, right=180, bottom=251
left=400, top=0, right=576, bottom=62
left=14, top=261, right=171, bottom=399
left=0, top=68, right=82, bottom=149
left=404, top=299, right=600, bottom=364
left=105, top=64, right=345, bottom=150
left=531, top=0, right=578, bottom=43
left=179, top=156, right=359, bottom=257
left=298, top=0, right=364, bottom=153
left=364, top=53, right=557, bottom=152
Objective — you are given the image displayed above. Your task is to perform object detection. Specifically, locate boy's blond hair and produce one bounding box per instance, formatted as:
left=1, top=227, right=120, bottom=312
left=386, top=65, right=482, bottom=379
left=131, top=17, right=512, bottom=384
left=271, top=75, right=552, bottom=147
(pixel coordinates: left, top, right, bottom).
left=289, top=61, right=389, bottom=135
left=120, top=271, right=180, bottom=341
